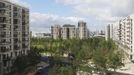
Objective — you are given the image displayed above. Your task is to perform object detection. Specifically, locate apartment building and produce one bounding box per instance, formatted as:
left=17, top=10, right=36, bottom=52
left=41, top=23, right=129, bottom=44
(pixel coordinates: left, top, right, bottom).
left=0, top=0, right=29, bottom=75
left=61, top=24, right=76, bottom=39
left=105, top=24, right=115, bottom=40
left=105, top=14, right=134, bottom=61
left=51, top=21, right=89, bottom=39
left=51, top=25, right=61, bottom=39
left=78, top=21, right=88, bottom=39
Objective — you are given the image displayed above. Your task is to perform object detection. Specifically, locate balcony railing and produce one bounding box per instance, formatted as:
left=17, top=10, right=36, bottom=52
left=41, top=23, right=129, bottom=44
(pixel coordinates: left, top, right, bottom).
left=0, top=42, right=10, bottom=45
left=14, top=45, right=20, bottom=50
left=22, top=34, right=28, bottom=36
left=0, top=25, right=7, bottom=29
left=14, top=40, right=21, bottom=43
left=0, top=48, right=10, bottom=52
left=0, top=13, right=7, bottom=17
left=22, top=39, right=28, bottom=42
left=0, top=35, right=6, bottom=37
left=0, top=2, right=7, bottom=9
left=22, top=45, right=28, bottom=49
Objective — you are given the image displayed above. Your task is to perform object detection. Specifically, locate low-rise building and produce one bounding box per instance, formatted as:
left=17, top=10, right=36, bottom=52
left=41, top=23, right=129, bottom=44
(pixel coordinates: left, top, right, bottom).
left=35, top=33, right=51, bottom=38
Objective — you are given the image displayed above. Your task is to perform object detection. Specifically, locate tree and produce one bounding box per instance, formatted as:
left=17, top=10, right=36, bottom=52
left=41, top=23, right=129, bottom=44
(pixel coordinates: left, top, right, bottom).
left=92, top=49, right=107, bottom=74
left=13, top=55, right=29, bottom=72
left=12, top=46, right=42, bottom=73
left=48, top=65, right=75, bottom=75
left=30, top=37, right=124, bottom=75
left=107, top=51, right=124, bottom=72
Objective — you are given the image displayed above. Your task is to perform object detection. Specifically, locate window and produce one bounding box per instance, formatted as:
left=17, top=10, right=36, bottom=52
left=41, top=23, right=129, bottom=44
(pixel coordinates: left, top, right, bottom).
left=0, top=2, right=6, bottom=8
left=130, top=55, right=133, bottom=60
left=0, top=17, right=6, bottom=23
left=13, top=19, right=18, bottom=24
left=13, top=7, right=18, bottom=11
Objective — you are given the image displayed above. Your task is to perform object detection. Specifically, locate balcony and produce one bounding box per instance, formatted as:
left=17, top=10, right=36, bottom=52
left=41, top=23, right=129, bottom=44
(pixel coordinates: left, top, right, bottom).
left=0, top=48, right=10, bottom=53
left=127, top=27, right=131, bottom=29
left=13, top=7, right=19, bottom=12
left=2, top=55, right=11, bottom=61
left=0, top=41, right=10, bottom=45
left=22, top=44, right=28, bottom=49
left=0, top=17, right=7, bottom=24
left=0, top=34, right=6, bottom=37
left=14, top=45, right=20, bottom=50
left=22, top=9, right=26, bottom=14
left=14, top=28, right=19, bottom=31
left=22, top=21, right=26, bottom=25
left=0, top=24, right=7, bottom=29
left=22, top=13, right=26, bottom=18
left=13, top=19, right=20, bottom=24
left=14, top=41, right=21, bottom=44
left=13, top=33, right=20, bottom=38
left=0, top=11, right=7, bottom=17
left=22, top=33, right=28, bottom=37
left=14, top=26, right=19, bottom=31
left=14, top=34, right=19, bottom=37
left=0, top=2, right=7, bottom=9
left=13, top=13, right=20, bottom=19
left=14, top=39, right=21, bottom=43
left=22, top=38, right=28, bottom=42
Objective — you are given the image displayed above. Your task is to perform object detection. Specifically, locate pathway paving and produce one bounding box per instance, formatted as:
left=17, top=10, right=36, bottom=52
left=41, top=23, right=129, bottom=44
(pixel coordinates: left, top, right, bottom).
left=117, top=57, right=134, bottom=75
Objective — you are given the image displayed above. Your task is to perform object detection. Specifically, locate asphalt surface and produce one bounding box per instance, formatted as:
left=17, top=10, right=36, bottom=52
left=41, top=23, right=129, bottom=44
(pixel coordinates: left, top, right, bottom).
left=34, top=56, right=71, bottom=75
left=34, top=65, right=50, bottom=75
left=35, top=56, right=133, bottom=75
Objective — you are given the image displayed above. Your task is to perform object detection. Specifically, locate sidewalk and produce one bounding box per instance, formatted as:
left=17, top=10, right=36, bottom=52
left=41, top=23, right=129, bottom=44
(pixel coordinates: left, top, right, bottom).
left=117, top=54, right=134, bottom=74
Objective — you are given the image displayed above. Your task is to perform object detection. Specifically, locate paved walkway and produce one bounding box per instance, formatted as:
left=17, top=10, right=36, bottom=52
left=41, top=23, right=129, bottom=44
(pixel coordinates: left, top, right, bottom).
left=117, top=55, right=134, bottom=75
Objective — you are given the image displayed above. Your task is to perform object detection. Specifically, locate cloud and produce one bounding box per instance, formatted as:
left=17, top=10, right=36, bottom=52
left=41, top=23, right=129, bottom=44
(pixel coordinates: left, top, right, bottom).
left=10, top=0, right=134, bottom=32
left=10, top=0, right=30, bottom=7
left=56, top=0, right=134, bottom=22
left=30, top=12, right=85, bottom=33
left=9, top=0, right=86, bottom=33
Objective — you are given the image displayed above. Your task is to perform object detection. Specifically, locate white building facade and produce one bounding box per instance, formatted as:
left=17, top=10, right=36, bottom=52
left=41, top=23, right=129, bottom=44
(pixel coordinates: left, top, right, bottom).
left=105, top=14, right=134, bottom=61
left=78, top=21, right=88, bottom=39
left=35, top=33, right=51, bottom=38
left=0, top=0, right=30, bottom=75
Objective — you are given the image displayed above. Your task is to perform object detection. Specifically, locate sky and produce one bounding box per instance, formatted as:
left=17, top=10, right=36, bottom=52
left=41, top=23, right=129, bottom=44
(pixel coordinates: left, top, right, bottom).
left=11, top=0, right=134, bottom=33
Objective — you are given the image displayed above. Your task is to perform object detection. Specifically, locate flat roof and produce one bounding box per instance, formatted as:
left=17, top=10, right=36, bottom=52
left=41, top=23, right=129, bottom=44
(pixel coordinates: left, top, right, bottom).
left=63, top=24, right=75, bottom=27
left=0, top=0, right=29, bottom=9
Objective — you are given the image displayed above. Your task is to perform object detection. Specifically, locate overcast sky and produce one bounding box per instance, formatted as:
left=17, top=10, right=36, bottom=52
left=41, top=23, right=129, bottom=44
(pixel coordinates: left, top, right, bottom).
left=12, top=0, right=134, bottom=33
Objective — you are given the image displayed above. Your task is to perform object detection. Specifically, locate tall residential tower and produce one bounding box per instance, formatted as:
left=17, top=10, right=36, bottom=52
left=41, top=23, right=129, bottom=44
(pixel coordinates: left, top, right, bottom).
left=105, top=14, right=134, bottom=61
left=61, top=24, right=76, bottom=39
left=51, top=25, right=61, bottom=39
left=0, top=0, right=30, bottom=75
left=78, top=21, right=88, bottom=39
left=51, top=21, right=89, bottom=39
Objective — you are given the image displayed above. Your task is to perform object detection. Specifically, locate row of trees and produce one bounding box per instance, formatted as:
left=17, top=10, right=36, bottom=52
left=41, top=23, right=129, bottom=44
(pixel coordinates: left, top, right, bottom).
left=31, top=37, right=124, bottom=75
left=12, top=47, right=41, bottom=73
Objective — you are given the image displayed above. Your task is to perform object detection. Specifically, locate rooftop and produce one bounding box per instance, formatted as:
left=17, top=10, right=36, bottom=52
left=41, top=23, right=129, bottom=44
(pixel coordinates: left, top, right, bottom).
left=63, top=24, right=75, bottom=27
left=1, top=0, right=29, bottom=9
left=78, top=21, right=86, bottom=23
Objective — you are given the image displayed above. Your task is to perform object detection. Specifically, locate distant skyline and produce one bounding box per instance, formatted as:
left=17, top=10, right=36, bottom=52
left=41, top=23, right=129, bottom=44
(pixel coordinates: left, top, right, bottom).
left=12, top=0, right=134, bottom=33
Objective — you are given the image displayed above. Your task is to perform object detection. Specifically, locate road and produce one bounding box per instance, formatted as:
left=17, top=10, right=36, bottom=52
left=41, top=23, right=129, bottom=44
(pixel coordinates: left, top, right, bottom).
left=34, top=56, right=71, bottom=75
